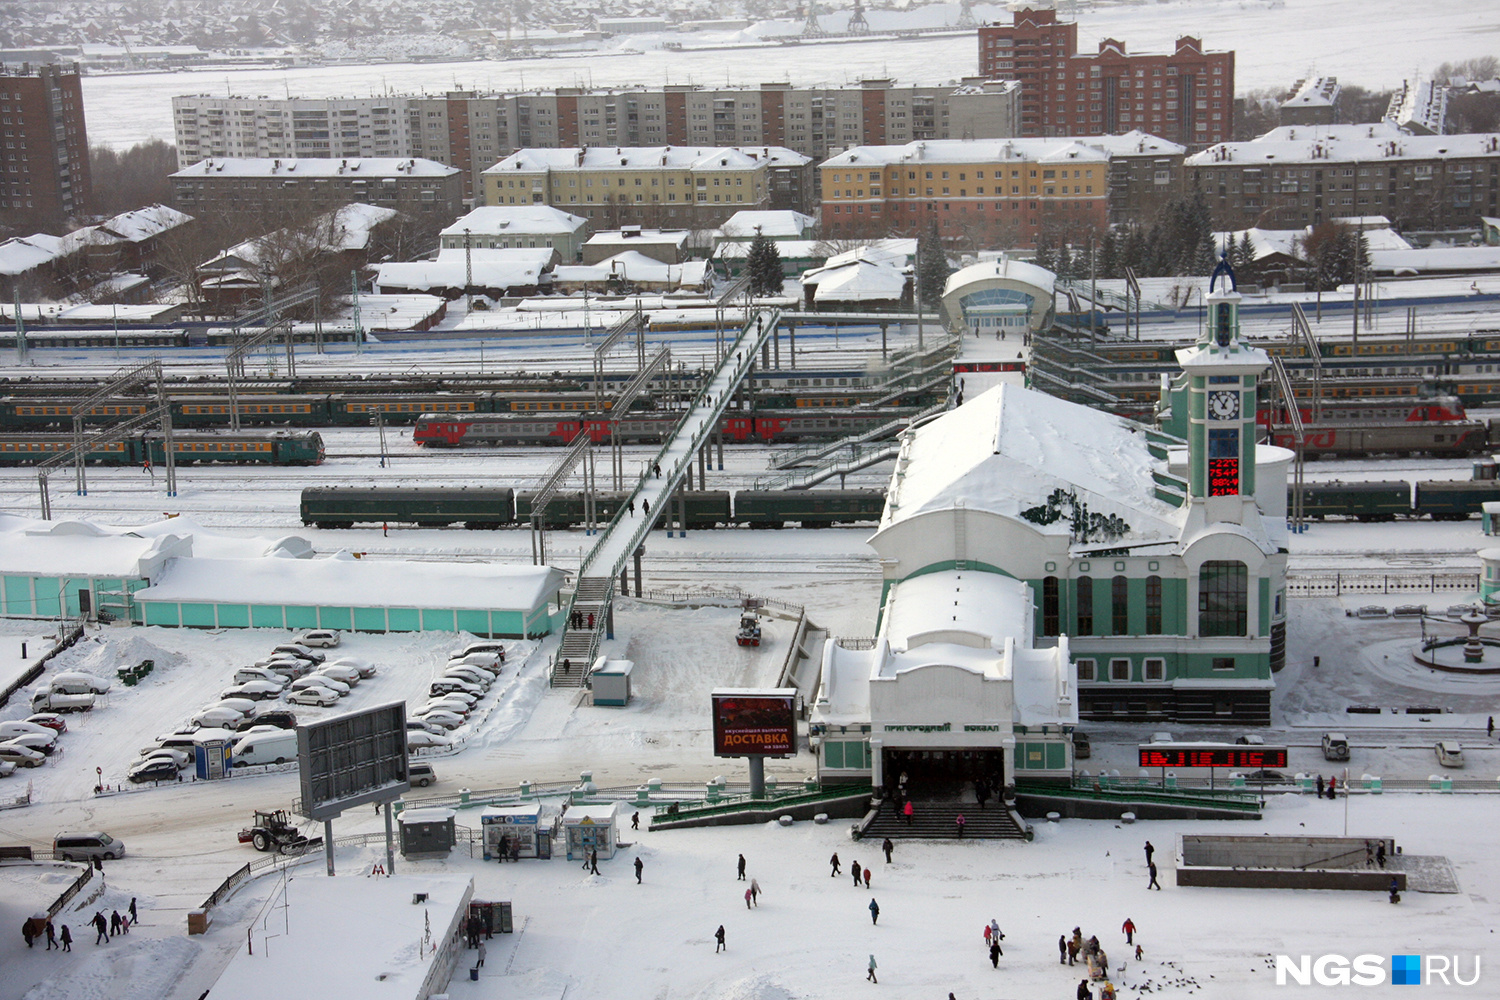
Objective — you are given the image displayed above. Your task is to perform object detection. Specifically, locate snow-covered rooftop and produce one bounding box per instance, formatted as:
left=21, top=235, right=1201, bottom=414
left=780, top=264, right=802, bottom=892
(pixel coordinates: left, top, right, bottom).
left=1282, top=76, right=1340, bottom=109
left=553, top=251, right=708, bottom=288
left=441, top=205, right=587, bottom=238
left=486, top=145, right=810, bottom=174
left=881, top=571, right=1028, bottom=677
left=716, top=210, right=816, bottom=240
left=943, top=257, right=1056, bottom=298
left=202, top=203, right=398, bottom=273
left=172, top=156, right=458, bottom=178
left=880, top=384, right=1183, bottom=544
left=584, top=229, right=689, bottom=247
left=136, top=551, right=565, bottom=613
left=1189, top=123, right=1500, bottom=166
left=822, top=138, right=1111, bottom=168
left=802, top=257, right=906, bottom=303
left=375, top=247, right=554, bottom=292
left=98, top=204, right=194, bottom=243
left=0, top=515, right=192, bottom=579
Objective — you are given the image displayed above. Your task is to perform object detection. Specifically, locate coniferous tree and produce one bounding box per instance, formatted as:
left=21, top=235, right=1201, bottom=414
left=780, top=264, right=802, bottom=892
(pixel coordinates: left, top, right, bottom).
left=1033, top=231, right=1057, bottom=274
left=916, top=221, right=952, bottom=306
left=1056, top=242, right=1074, bottom=281
left=745, top=229, right=785, bottom=297
left=1098, top=228, right=1120, bottom=279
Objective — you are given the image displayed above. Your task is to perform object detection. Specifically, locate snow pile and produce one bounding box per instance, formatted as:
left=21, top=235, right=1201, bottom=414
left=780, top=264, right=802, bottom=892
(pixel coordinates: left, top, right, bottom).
left=67, top=633, right=185, bottom=681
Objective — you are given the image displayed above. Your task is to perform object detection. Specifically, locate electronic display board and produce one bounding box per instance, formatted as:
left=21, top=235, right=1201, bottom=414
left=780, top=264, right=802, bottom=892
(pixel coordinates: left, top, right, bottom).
left=1137, top=743, right=1288, bottom=769
left=711, top=688, right=796, bottom=757
left=1208, top=457, right=1240, bottom=497
left=297, top=702, right=410, bottom=821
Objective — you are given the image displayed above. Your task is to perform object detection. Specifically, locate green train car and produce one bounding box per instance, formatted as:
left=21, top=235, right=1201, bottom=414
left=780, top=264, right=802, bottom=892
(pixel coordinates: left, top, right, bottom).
left=1292, top=482, right=1410, bottom=522
left=140, top=431, right=324, bottom=466
left=301, top=486, right=516, bottom=529
left=1414, top=480, right=1500, bottom=520
left=735, top=488, right=888, bottom=527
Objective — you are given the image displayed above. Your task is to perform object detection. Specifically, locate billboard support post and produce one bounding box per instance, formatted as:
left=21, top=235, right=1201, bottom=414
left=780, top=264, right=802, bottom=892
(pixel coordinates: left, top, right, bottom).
left=384, top=802, right=396, bottom=876
left=324, top=820, right=335, bottom=876
left=748, top=757, right=766, bottom=799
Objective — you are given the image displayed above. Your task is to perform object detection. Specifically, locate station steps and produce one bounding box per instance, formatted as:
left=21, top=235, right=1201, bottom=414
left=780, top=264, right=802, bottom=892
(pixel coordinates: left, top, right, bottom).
left=552, top=575, right=611, bottom=687
left=861, top=798, right=1027, bottom=841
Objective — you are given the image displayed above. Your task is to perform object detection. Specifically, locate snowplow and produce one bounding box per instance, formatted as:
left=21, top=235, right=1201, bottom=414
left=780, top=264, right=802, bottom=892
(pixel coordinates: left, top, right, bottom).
left=736, top=613, right=762, bottom=647
left=237, top=808, right=313, bottom=853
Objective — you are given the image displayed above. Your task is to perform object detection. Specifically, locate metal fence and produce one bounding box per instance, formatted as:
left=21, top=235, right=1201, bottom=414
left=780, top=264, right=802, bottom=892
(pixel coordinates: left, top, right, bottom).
left=1287, top=571, right=1480, bottom=597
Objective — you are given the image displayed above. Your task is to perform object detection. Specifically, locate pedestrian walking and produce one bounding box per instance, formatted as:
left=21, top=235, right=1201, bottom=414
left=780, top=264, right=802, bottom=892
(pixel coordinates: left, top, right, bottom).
left=745, top=888, right=754, bottom=909
left=869, top=898, right=880, bottom=925
left=882, top=837, right=894, bottom=864
left=589, top=848, right=600, bottom=875
left=632, top=811, right=640, bottom=830
left=1489, top=714, right=1496, bottom=738
left=984, top=923, right=993, bottom=947
left=654, top=462, right=661, bottom=478
left=1147, top=861, right=1162, bottom=890
left=1316, top=774, right=1325, bottom=797
left=382, top=522, right=388, bottom=537
left=715, top=925, right=726, bottom=953
left=142, top=459, right=154, bottom=480
left=830, top=852, right=842, bottom=876
left=903, top=800, right=914, bottom=826
left=92, top=912, right=107, bottom=945
left=643, top=498, right=650, bottom=515
left=867, top=954, right=878, bottom=983
left=1078, top=979, right=1094, bottom=1000
left=45, top=920, right=57, bottom=950
left=587, top=612, right=595, bottom=630
left=628, top=500, right=635, bottom=515
left=750, top=878, right=761, bottom=904
left=23, top=919, right=34, bottom=949
left=119, top=915, right=129, bottom=935
left=737, top=854, right=747, bottom=880
left=852, top=861, right=862, bottom=887
left=477, top=942, right=486, bottom=968
left=1366, top=841, right=1375, bottom=868
left=1328, top=775, right=1337, bottom=799
left=60, top=925, right=71, bottom=952
left=1135, top=944, right=1143, bottom=961
left=562, top=658, right=571, bottom=674
left=1059, top=934, right=1068, bottom=964
left=1143, top=841, right=1155, bottom=866
left=1121, top=917, right=1135, bottom=945
left=109, top=911, right=121, bottom=937
left=955, top=813, right=966, bottom=839
left=863, top=868, right=871, bottom=889
left=989, top=939, right=1002, bottom=967
left=1376, top=842, right=1387, bottom=869
left=635, top=856, right=644, bottom=883
left=989, top=919, right=1001, bottom=944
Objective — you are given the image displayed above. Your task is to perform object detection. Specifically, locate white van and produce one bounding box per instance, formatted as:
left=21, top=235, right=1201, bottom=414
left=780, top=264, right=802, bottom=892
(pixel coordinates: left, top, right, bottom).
left=32, top=690, right=95, bottom=713
left=1435, top=741, right=1465, bottom=768
left=232, top=730, right=299, bottom=767
left=51, top=671, right=111, bottom=695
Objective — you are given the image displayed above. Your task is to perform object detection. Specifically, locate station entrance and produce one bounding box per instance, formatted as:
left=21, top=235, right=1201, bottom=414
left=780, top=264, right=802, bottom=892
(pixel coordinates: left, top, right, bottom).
left=882, top=747, right=1005, bottom=801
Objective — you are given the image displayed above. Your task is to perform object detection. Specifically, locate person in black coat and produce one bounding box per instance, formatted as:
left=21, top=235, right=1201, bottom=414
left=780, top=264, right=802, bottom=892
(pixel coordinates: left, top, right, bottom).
left=737, top=854, right=746, bottom=880
left=715, top=925, right=726, bottom=952
left=882, top=838, right=894, bottom=863
left=634, top=857, right=644, bottom=883
left=1078, top=980, right=1093, bottom=1000
left=989, top=939, right=1002, bottom=967
left=92, top=912, right=108, bottom=945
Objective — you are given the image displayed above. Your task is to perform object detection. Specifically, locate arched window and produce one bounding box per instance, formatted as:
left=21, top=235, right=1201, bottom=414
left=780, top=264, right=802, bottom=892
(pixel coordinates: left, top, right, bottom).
left=1199, top=561, right=1247, bottom=636
left=1076, top=576, right=1093, bottom=636
left=1042, top=576, right=1059, bottom=636
left=1111, top=576, right=1129, bottom=635
left=1145, top=575, right=1163, bottom=634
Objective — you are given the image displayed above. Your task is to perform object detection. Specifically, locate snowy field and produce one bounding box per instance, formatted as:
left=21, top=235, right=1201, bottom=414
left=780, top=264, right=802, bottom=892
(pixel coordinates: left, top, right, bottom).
left=80, top=0, right=1492, bottom=149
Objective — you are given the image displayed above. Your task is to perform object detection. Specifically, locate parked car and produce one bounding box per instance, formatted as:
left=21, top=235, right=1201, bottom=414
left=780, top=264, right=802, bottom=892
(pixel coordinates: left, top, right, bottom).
left=406, top=730, right=453, bottom=751
left=233, top=666, right=290, bottom=687
left=30, top=690, right=94, bottom=713
left=53, top=831, right=124, bottom=861
left=4, top=732, right=58, bottom=756
left=449, top=651, right=503, bottom=670
left=420, top=699, right=471, bottom=719
left=1071, top=730, right=1090, bottom=759
left=1234, top=734, right=1265, bottom=746
left=256, top=656, right=313, bottom=678
left=408, top=763, right=438, bottom=787
left=412, top=709, right=465, bottom=731
left=326, top=656, right=377, bottom=679
left=143, top=729, right=230, bottom=757
left=0, top=742, right=46, bottom=767
left=1238, top=769, right=1292, bottom=784
left=1435, top=741, right=1465, bottom=768
left=287, top=687, right=340, bottom=707
left=221, top=681, right=285, bottom=702
left=138, top=747, right=190, bottom=769
left=430, top=678, right=482, bottom=698
left=297, top=630, right=341, bottom=649
left=272, top=643, right=325, bottom=664
left=290, top=675, right=349, bottom=697
left=191, top=707, right=248, bottom=730
left=450, top=641, right=505, bottom=662
left=252, top=710, right=298, bottom=730
left=407, top=719, right=445, bottom=736
left=314, top=664, right=361, bottom=686
left=25, top=714, right=67, bottom=733
left=0, top=761, right=16, bottom=779
left=213, top=697, right=262, bottom=718
left=445, top=660, right=498, bottom=681
left=0, top=720, right=55, bottom=741
left=50, top=671, right=112, bottom=695
left=128, top=758, right=182, bottom=784
left=442, top=666, right=492, bottom=689
left=1321, top=732, right=1350, bottom=761
left=231, top=729, right=299, bottom=767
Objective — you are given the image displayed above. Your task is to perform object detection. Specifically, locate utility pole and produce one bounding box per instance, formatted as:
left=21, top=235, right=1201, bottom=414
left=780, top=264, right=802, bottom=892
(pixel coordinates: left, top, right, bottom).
left=464, top=228, right=474, bottom=312
left=351, top=270, right=364, bottom=354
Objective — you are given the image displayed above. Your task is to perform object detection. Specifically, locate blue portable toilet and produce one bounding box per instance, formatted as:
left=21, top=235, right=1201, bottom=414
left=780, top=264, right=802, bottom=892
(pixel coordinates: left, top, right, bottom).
left=192, top=729, right=234, bottom=779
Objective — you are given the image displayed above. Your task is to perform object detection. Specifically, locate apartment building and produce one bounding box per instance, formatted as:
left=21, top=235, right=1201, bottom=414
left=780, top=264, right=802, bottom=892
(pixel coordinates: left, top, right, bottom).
left=483, top=145, right=812, bottom=229
left=977, top=7, right=1233, bottom=148
left=1, top=62, right=90, bottom=227
left=170, top=156, right=462, bottom=228
left=172, top=95, right=411, bottom=167
left=1280, top=77, right=1341, bottom=127
left=1187, top=123, right=1500, bottom=231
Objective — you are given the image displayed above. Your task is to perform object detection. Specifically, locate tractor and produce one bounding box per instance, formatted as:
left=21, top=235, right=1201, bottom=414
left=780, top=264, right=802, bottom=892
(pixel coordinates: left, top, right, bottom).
left=238, top=808, right=311, bottom=853
left=736, top=613, right=762, bottom=647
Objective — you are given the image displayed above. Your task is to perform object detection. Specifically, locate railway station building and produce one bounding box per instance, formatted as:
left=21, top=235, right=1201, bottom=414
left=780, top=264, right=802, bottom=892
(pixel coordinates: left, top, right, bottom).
left=812, top=277, right=1288, bottom=793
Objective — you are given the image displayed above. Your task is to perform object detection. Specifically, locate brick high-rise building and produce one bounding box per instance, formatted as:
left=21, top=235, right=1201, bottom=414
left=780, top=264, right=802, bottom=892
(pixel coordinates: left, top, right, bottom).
left=0, top=62, right=90, bottom=229
left=978, top=8, right=1233, bottom=149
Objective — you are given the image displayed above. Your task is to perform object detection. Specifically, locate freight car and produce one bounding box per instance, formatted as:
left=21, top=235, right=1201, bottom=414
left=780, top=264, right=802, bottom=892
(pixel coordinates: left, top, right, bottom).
left=0, top=430, right=324, bottom=466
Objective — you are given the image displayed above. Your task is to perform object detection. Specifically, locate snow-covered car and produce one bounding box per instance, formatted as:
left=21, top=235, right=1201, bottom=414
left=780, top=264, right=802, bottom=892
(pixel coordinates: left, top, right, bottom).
left=425, top=688, right=477, bottom=708
left=24, top=714, right=67, bottom=733
left=407, top=719, right=445, bottom=736
left=212, top=697, right=262, bottom=719
left=138, top=747, right=190, bottom=769
left=271, top=643, right=325, bottom=664
left=50, top=671, right=112, bottom=695
left=314, top=664, right=361, bottom=686
left=326, top=656, right=378, bottom=679
left=233, top=666, right=290, bottom=687
left=419, top=699, right=471, bottom=718
left=290, top=675, right=350, bottom=696
left=190, top=706, right=248, bottom=730
left=0, top=760, right=16, bottom=778
left=406, top=730, right=453, bottom=751
left=450, top=641, right=505, bottom=663
left=445, top=660, right=498, bottom=681
left=1436, top=741, right=1465, bottom=768
left=256, top=656, right=312, bottom=678
left=4, top=731, right=57, bottom=756
left=0, top=742, right=45, bottom=767
left=430, top=678, right=482, bottom=698
left=287, top=687, right=340, bottom=707
left=220, top=681, right=286, bottom=701
left=0, top=720, right=55, bottom=741
left=442, top=666, right=492, bottom=689
left=128, top=758, right=182, bottom=784
left=297, top=630, right=341, bottom=649
left=449, top=650, right=503, bottom=670
left=411, top=709, right=465, bottom=731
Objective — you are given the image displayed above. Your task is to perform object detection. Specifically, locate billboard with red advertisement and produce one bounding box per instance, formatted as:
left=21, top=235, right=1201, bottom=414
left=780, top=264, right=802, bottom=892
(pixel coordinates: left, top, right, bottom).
left=711, top=688, right=797, bottom=758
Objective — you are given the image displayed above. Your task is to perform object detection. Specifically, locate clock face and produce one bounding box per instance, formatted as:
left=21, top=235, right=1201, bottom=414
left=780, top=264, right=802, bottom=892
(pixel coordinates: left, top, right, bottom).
left=1208, top=390, right=1240, bottom=420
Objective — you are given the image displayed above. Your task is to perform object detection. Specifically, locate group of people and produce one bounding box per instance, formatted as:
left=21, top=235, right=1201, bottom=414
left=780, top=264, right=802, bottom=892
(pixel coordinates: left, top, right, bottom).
left=33, top=900, right=139, bottom=950
left=1314, top=774, right=1341, bottom=799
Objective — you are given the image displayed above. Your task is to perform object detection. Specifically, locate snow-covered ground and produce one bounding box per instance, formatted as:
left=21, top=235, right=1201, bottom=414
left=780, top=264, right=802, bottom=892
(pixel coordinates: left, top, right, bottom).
left=82, top=0, right=1493, bottom=149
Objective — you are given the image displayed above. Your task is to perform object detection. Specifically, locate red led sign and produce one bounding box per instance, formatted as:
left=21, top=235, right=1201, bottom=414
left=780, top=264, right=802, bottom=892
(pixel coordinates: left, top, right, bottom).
left=1137, top=744, right=1288, bottom=769
left=1208, top=457, right=1240, bottom=497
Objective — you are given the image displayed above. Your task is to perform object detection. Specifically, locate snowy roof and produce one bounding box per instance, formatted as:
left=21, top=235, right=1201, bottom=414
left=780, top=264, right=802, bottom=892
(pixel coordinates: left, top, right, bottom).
left=441, top=205, right=587, bottom=238
left=804, top=258, right=907, bottom=303
left=821, top=137, right=1113, bottom=169
left=172, top=156, right=458, bottom=179
left=397, top=807, right=455, bottom=824
left=97, top=204, right=193, bottom=243
left=0, top=236, right=63, bottom=276
left=1215, top=225, right=1412, bottom=262
left=714, top=239, right=822, bottom=261
left=202, top=203, right=398, bottom=272
left=485, top=145, right=810, bottom=175
left=375, top=247, right=554, bottom=292
left=563, top=803, right=618, bottom=824
left=943, top=257, right=1056, bottom=298
left=209, top=874, right=472, bottom=1000
left=135, top=552, right=565, bottom=612
left=823, top=239, right=917, bottom=270
left=1188, top=124, right=1500, bottom=166
left=584, top=229, right=689, bottom=248
left=0, top=514, right=193, bottom=578
left=879, top=384, right=1184, bottom=544
left=1368, top=246, right=1500, bottom=274
left=553, top=252, right=709, bottom=287
left=1282, top=77, right=1340, bottom=108
left=716, top=210, right=816, bottom=240
left=881, top=571, right=1028, bottom=677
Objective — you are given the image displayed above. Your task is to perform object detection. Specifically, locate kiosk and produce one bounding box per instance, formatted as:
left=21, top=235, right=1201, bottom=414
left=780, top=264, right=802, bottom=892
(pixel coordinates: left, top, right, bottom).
left=591, top=659, right=636, bottom=706
left=480, top=804, right=554, bottom=860
left=563, top=803, right=618, bottom=862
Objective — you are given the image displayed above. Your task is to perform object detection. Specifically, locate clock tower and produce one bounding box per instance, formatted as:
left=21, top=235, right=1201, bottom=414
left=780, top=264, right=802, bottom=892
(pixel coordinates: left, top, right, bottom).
left=1175, top=259, right=1270, bottom=527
